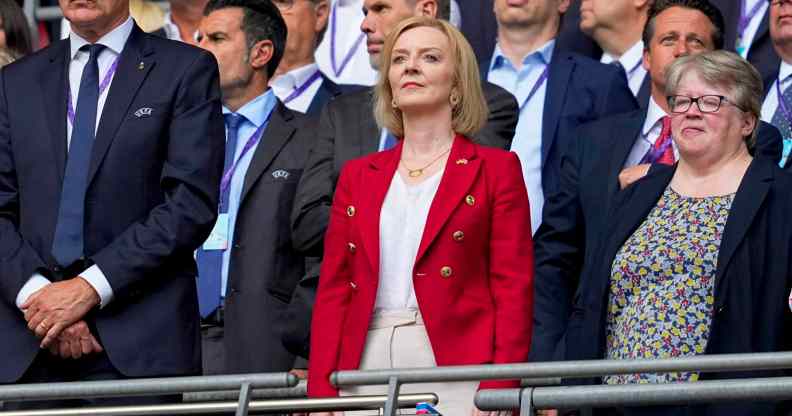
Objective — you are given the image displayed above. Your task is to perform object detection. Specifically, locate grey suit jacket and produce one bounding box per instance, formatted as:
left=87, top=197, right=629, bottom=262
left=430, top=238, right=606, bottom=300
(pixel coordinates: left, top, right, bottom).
left=281, top=82, right=518, bottom=358
left=222, top=102, right=316, bottom=373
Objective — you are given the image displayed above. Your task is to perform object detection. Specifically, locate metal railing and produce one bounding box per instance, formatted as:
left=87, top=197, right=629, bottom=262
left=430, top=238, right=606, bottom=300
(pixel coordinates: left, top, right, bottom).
left=331, top=351, right=792, bottom=416
left=0, top=393, right=438, bottom=416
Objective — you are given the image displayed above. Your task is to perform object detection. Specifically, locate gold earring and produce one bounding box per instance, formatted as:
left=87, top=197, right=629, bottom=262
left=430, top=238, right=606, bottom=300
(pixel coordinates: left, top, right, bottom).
left=450, top=92, right=460, bottom=107
left=392, top=98, right=398, bottom=109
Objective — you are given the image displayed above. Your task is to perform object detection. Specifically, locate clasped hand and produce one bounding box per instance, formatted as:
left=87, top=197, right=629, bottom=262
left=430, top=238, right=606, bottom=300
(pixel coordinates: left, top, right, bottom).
left=21, top=277, right=102, bottom=356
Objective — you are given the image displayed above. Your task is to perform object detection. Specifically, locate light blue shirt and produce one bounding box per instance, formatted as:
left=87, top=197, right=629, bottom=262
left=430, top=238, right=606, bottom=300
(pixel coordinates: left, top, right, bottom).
left=219, top=90, right=277, bottom=296
left=487, top=40, right=554, bottom=235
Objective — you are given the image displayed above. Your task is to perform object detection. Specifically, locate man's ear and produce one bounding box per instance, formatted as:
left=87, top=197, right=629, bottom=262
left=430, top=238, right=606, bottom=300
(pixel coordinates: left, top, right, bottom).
left=416, top=0, right=438, bottom=18
left=314, top=0, right=330, bottom=33
left=249, top=39, right=274, bottom=71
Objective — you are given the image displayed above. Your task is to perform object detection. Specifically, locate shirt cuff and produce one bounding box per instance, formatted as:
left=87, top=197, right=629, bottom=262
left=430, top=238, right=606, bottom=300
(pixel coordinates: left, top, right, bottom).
left=80, top=264, right=114, bottom=308
left=16, top=274, right=52, bottom=310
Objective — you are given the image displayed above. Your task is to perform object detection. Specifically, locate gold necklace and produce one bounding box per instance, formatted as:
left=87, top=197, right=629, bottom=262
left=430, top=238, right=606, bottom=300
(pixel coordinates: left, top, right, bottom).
left=400, top=147, right=451, bottom=177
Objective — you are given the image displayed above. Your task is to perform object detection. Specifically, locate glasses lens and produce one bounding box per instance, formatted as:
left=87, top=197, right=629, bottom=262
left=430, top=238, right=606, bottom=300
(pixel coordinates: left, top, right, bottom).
left=672, top=96, right=691, bottom=113
left=700, top=96, right=722, bottom=113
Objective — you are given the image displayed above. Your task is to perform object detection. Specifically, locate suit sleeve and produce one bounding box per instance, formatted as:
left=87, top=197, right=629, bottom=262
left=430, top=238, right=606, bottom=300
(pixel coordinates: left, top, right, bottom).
left=91, top=50, right=224, bottom=298
left=306, top=162, right=356, bottom=398
left=595, top=64, right=639, bottom=118
left=0, top=68, right=50, bottom=306
left=291, top=100, right=338, bottom=256
left=479, top=151, right=534, bottom=390
left=475, top=81, right=517, bottom=151
left=529, top=126, right=586, bottom=362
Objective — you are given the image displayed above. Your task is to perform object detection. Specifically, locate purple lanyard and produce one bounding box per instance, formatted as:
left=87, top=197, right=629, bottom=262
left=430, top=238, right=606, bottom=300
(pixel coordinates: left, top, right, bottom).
left=219, top=111, right=274, bottom=199
left=330, top=2, right=365, bottom=78
left=625, top=60, right=643, bottom=80
left=640, top=133, right=674, bottom=164
left=737, top=0, right=765, bottom=42
left=283, top=70, right=322, bottom=104
left=775, top=77, right=792, bottom=126
left=67, top=54, right=121, bottom=126
left=519, top=66, right=549, bottom=111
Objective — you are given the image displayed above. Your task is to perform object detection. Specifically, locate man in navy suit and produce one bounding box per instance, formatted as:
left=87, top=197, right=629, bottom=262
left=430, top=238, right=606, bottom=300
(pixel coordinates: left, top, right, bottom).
left=0, top=0, right=224, bottom=407
left=485, top=0, right=638, bottom=235
left=531, top=0, right=783, bottom=367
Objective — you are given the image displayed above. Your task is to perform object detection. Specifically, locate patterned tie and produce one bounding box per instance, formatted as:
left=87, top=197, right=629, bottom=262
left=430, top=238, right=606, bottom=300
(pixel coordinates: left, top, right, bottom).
left=642, top=116, right=675, bottom=165
left=771, top=79, right=792, bottom=166
left=196, top=113, right=244, bottom=318
left=51, top=44, right=106, bottom=266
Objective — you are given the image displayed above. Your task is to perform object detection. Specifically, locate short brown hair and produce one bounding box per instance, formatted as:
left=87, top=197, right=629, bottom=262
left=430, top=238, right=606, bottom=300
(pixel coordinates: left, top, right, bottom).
left=373, top=16, right=487, bottom=138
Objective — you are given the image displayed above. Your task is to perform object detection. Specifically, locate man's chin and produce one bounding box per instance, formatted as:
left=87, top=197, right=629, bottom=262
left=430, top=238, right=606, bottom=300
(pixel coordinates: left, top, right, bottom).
left=368, top=53, right=381, bottom=71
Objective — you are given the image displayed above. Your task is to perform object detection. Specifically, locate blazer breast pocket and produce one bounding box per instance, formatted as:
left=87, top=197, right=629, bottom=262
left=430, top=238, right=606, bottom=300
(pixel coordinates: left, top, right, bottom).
left=263, top=168, right=302, bottom=184
left=125, top=103, right=170, bottom=120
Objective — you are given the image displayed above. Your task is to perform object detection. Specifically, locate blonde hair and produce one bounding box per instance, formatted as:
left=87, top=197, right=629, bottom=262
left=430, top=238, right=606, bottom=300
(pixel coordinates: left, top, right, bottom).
left=130, top=0, right=166, bottom=33
left=373, top=16, right=487, bottom=138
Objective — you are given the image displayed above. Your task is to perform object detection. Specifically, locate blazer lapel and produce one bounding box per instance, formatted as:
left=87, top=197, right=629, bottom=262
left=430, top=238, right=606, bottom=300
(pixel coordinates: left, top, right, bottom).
left=87, top=25, right=155, bottom=187
left=359, top=145, right=400, bottom=276
left=40, top=40, right=70, bottom=182
left=358, top=89, right=380, bottom=155
left=606, top=110, right=646, bottom=201
left=414, top=136, right=480, bottom=264
left=712, top=160, right=772, bottom=307
left=240, top=103, right=295, bottom=204
left=542, top=54, right=572, bottom=167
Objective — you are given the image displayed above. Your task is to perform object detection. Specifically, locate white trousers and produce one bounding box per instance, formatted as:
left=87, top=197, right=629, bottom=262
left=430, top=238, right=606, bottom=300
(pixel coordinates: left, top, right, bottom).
left=340, top=310, right=478, bottom=415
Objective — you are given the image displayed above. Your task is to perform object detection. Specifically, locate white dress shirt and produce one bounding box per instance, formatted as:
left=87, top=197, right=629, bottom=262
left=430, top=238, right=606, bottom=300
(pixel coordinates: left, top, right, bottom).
left=487, top=40, right=554, bottom=235
left=623, top=96, right=678, bottom=168
left=736, top=0, right=769, bottom=58
left=16, top=17, right=135, bottom=310
left=450, top=0, right=461, bottom=28
left=270, top=63, right=324, bottom=114
left=600, top=40, right=648, bottom=98
left=761, top=61, right=792, bottom=124
left=376, top=171, right=443, bottom=311
left=315, top=0, right=377, bottom=87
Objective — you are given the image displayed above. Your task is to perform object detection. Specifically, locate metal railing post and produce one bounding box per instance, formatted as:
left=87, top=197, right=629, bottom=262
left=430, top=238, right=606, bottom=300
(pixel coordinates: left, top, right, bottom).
left=519, top=388, right=534, bottom=416
left=22, top=0, right=39, bottom=49
left=382, top=376, right=401, bottom=416
left=235, top=382, right=251, bottom=416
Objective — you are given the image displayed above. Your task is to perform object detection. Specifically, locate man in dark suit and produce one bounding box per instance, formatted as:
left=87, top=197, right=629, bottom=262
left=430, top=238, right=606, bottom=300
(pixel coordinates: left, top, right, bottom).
left=531, top=0, right=783, bottom=366
left=195, top=0, right=315, bottom=375
left=270, top=0, right=359, bottom=117
left=485, top=0, right=638, bottom=235
left=459, top=0, right=498, bottom=60
left=714, top=0, right=779, bottom=84
left=0, top=0, right=224, bottom=408
left=284, top=0, right=519, bottom=360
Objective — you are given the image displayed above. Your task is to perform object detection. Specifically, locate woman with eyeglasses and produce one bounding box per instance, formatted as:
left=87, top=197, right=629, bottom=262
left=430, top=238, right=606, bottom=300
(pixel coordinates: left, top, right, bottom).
left=563, top=50, right=792, bottom=416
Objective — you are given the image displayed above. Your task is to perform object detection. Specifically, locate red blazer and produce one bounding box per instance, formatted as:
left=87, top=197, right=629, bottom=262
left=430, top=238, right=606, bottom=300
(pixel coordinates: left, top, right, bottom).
left=307, top=135, right=534, bottom=397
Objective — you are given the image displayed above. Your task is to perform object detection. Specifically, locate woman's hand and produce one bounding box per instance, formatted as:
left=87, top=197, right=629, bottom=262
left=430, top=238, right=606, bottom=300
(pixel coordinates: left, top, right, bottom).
left=472, top=408, right=514, bottom=416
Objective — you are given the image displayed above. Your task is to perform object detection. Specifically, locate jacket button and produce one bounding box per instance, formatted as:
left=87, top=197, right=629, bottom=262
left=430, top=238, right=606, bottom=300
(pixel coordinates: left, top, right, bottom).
left=440, top=266, right=453, bottom=278
left=452, top=230, right=464, bottom=242
left=465, top=195, right=475, bottom=206
left=346, top=205, right=356, bottom=217
left=347, top=242, right=356, bottom=253
left=349, top=281, right=358, bottom=290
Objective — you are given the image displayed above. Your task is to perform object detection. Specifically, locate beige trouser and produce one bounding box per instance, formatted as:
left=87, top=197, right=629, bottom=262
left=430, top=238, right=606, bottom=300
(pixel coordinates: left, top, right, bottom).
left=340, top=310, right=478, bottom=415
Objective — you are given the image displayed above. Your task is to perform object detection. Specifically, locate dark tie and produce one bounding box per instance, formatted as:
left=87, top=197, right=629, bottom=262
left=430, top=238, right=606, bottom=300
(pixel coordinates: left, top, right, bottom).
left=196, top=113, right=244, bottom=318
left=51, top=44, right=106, bottom=266
left=383, top=130, right=398, bottom=150
left=641, top=116, right=675, bottom=165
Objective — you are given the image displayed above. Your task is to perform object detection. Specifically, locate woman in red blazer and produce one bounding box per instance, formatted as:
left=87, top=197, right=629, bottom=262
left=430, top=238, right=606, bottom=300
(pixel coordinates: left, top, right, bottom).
left=307, top=17, right=533, bottom=415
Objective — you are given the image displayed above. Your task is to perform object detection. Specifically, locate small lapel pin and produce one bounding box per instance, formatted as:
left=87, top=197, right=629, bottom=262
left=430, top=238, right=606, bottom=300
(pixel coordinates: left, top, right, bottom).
left=138, top=61, right=145, bottom=70
left=455, top=158, right=468, bottom=165
left=271, top=169, right=290, bottom=180
left=134, top=107, right=153, bottom=118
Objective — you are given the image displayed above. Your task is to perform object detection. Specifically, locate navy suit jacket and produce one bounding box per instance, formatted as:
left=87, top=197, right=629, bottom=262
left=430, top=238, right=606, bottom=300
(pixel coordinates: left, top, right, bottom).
left=715, top=0, right=780, bottom=85
left=482, top=51, right=639, bottom=197
left=531, top=108, right=784, bottom=363
left=0, top=25, right=224, bottom=382
left=304, top=75, right=363, bottom=118
left=564, top=158, right=792, bottom=415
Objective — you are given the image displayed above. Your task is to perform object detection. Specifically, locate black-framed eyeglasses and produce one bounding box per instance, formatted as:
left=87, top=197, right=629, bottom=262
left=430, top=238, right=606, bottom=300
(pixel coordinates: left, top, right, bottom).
left=272, top=0, right=294, bottom=10
left=667, top=95, right=745, bottom=114
left=770, top=0, right=792, bottom=7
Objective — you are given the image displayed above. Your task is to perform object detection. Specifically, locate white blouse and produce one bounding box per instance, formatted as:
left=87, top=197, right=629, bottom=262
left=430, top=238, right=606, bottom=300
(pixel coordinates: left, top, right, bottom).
left=375, top=170, right=443, bottom=311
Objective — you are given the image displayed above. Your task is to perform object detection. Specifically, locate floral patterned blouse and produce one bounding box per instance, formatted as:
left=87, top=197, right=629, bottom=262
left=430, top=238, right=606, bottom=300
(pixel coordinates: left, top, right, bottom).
left=604, top=187, right=734, bottom=384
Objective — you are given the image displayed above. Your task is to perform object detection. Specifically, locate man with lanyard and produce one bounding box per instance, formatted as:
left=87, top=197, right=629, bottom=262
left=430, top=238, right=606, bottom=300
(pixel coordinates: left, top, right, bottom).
left=270, top=0, right=358, bottom=116
left=578, top=0, right=652, bottom=108
left=531, top=0, right=783, bottom=395
left=761, top=0, right=792, bottom=168
left=314, top=0, right=377, bottom=86
left=486, top=0, right=638, bottom=235
left=713, top=0, right=779, bottom=81
left=196, top=0, right=316, bottom=375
